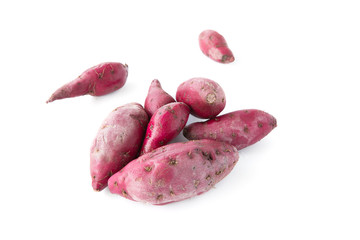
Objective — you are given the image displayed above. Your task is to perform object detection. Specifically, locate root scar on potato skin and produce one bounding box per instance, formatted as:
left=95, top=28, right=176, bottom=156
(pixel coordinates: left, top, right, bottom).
left=206, top=93, right=216, bottom=104
left=144, top=166, right=152, bottom=172
left=122, top=189, right=128, bottom=197
left=169, top=158, right=178, bottom=165
left=157, top=194, right=164, bottom=201
left=244, top=126, right=249, bottom=133
left=194, top=180, right=200, bottom=188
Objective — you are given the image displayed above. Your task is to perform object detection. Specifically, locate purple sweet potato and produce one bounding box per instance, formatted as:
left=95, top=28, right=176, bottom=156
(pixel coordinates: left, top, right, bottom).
left=176, top=77, right=226, bottom=119
left=47, top=62, right=128, bottom=103
left=144, top=79, right=175, bottom=117
left=140, top=102, right=190, bottom=155
left=199, top=30, right=234, bottom=64
left=108, top=139, right=239, bottom=205
left=90, top=103, right=149, bottom=191
left=183, top=109, right=277, bottom=150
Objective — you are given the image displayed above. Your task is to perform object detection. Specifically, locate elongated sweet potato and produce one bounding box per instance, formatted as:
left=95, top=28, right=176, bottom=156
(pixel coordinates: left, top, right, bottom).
left=108, top=139, right=239, bottom=205
left=140, top=102, right=190, bottom=155
left=144, top=79, right=175, bottom=117
left=176, top=77, right=226, bottom=119
left=183, top=109, right=277, bottom=150
left=47, top=62, right=128, bottom=103
left=90, top=103, right=149, bottom=191
left=199, top=30, right=234, bottom=63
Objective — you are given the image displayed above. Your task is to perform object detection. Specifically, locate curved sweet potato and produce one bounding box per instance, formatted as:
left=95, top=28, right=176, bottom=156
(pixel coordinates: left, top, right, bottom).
left=108, top=139, right=239, bottom=205
left=199, top=30, right=234, bottom=63
left=183, top=109, right=277, bottom=150
left=176, top=77, right=226, bottom=119
left=90, top=103, right=149, bottom=191
left=47, top=62, right=128, bottom=103
left=144, top=79, right=175, bottom=117
left=140, top=102, right=190, bottom=155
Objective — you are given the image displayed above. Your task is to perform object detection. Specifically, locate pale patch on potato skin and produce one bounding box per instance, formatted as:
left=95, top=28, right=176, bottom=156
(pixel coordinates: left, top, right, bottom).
left=208, top=48, right=223, bottom=62
left=108, top=139, right=239, bottom=205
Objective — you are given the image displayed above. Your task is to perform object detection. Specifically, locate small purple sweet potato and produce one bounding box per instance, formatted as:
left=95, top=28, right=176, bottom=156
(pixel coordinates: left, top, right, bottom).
left=199, top=30, right=234, bottom=64
left=90, top=103, right=149, bottom=191
left=140, top=102, right=190, bottom=155
left=108, top=139, right=239, bottom=205
left=183, top=109, right=277, bottom=150
left=47, top=62, right=128, bottom=103
left=144, top=79, right=175, bottom=117
left=176, top=77, right=226, bottom=119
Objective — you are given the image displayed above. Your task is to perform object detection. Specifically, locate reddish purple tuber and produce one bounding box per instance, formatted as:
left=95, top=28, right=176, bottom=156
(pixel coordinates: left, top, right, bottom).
left=199, top=30, right=234, bottom=64
left=176, top=77, right=226, bottom=119
left=140, top=102, right=190, bottom=155
left=183, top=109, right=277, bottom=150
left=90, top=103, right=149, bottom=191
left=108, top=139, right=239, bottom=205
left=47, top=62, right=128, bottom=103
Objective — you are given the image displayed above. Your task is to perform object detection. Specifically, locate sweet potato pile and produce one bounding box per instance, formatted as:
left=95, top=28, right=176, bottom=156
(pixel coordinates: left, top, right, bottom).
left=47, top=30, right=277, bottom=205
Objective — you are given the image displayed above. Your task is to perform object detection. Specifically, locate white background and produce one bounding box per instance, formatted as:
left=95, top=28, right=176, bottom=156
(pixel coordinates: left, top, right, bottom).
left=1, top=0, right=359, bottom=239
